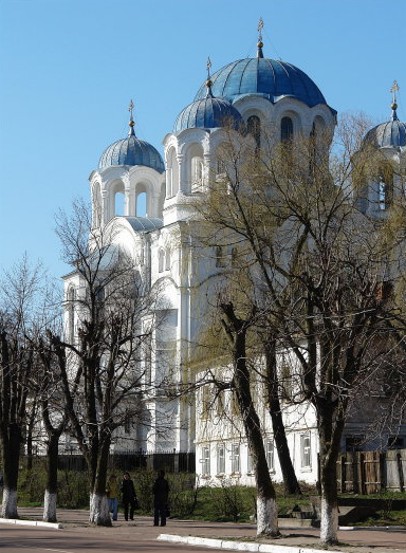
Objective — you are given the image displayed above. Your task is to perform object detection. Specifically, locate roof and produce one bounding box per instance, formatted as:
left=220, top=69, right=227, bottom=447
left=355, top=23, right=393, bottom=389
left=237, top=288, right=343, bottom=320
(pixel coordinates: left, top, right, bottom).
left=193, top=57, right=327, bottom=108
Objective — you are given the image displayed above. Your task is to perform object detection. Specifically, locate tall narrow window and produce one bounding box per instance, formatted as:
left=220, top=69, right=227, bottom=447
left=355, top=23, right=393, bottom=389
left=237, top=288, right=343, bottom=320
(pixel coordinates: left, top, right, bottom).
left=265, top=440, right=274, bottom=471
left=158, top=249, right=165, bottom=273
left=217, top=443, right=225, bottom=474
left=215, top=246, right=225, bottom=268
left=67, top=287, right=75, bottom=343
left=281, top=116, right=293, bottom=143
left=136, top=191, right=147, bottom=216
left=201, top=386, right=211, bottom=419
left=165, top=248, right=171, bottom=271
left=114, top=191, right=125, bottom=216
left=231, top=443, right=240, bottom=473
left=191, top=156, right=204, bottom=192
left=247, top=115, right=261, bottom=152
left=300, top=433, right=312, bottom=469
left=201, top=445, right=211, bottom=477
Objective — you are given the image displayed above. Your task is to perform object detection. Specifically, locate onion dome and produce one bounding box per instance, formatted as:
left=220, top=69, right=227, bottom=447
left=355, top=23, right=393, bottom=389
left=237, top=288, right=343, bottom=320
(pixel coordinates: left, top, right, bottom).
left=363, top=82, right=406, bottom=149
left=99, top=101, right=165, bottom=173
left=194, top=22, right=328, bottom=109
left=173, top=58, right=243, bottom=133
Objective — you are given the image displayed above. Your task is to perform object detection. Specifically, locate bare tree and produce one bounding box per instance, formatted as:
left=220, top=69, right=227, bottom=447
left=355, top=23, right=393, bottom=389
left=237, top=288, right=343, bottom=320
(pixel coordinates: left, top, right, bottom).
left=51, top=200, right=157, bottom=526
left=0, top=256, right=45, bottom=518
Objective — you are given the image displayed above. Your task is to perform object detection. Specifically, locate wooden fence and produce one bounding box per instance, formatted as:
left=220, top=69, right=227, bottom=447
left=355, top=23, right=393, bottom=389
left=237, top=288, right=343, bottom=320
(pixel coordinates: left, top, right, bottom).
left=336, top=449, right=406, bottom=494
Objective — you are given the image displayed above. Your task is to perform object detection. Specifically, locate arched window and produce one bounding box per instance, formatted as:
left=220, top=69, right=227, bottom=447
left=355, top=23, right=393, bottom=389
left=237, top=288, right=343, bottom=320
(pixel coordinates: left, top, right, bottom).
left=114, top=191, right=125, bottom=216
left=215, top=246, right=225, bottom=268
left=67, top=287, right=75, bottom=343
left=136, top=191, right=147, bottom=216
left=247, top=115, right=261, bottom=151
left=191, top=156, right=204, bottom=192
left=377, top=164, right=394, bottom=210
left=167, top=148, right=179, bottom=198
left=165, top=248, right=171, bottom=271
left=281, top=116, right=293, bottom=143
left=158, top=249, right=165, bottom=273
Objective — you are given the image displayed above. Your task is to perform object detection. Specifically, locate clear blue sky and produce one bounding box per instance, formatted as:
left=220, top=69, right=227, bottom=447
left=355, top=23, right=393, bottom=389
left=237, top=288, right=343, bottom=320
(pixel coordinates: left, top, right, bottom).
left=1, top=0, right=405, bottom=280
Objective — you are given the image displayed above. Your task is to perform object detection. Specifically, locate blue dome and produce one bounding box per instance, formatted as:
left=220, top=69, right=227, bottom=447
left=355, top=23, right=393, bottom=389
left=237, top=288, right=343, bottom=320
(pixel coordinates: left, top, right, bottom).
left=194, top=57, right=327, bottom=108
left=99, top=126, right=165, bottom=173
left=174, top=92, right=243, bottom=132
left=364, top=108, right=406, bottom=149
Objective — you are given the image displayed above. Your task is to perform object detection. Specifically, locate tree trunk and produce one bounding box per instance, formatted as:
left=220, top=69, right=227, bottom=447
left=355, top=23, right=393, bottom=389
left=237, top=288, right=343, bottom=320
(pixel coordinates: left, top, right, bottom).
left=265, top=342, right=301, bottom=495
left=221, top=302, right=279, bottom=537
left=1, top=423, right=21, bottom=519
left=43, top=490, right=57, bottom=523
left=89, top=492, right=112, bottom=526
left=256, top=496, right=279, bottom=536
left=319, top=462, right=339, bottom=544
left=89, top=434, right=112, bottom=526
left=43, top=433, right=60, bottom=522
left=1, top=487, right=18, bottom=519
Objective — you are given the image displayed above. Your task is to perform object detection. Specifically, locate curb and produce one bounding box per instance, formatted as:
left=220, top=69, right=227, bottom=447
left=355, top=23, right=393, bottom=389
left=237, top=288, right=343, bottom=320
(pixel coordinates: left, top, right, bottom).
left=0, top=517, right=62, bottom=529
left=157, top=533, right=348, bottom=553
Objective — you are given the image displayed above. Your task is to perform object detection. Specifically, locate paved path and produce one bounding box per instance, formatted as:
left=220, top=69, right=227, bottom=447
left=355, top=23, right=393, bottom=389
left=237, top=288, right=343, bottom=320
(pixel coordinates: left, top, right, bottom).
left=0, top=507, right=403, bottom=553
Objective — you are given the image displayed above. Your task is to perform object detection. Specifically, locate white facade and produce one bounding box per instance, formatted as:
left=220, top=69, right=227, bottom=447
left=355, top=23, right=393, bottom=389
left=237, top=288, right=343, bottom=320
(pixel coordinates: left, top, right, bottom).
left=63, top=37, right=406, bottom=483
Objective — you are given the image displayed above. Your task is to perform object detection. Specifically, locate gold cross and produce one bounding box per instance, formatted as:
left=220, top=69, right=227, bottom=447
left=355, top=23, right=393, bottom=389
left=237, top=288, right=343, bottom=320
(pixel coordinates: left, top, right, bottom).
left=258, top=17, right=264, bottom=40
left=128, top=99, right=134, bottom=118
left=390, top=80, right=400, bottom=104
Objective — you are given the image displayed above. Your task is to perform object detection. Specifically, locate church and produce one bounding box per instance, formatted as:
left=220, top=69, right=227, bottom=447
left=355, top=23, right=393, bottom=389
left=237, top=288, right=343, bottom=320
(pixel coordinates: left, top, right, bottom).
left=63, top=23, right=406, bottom=486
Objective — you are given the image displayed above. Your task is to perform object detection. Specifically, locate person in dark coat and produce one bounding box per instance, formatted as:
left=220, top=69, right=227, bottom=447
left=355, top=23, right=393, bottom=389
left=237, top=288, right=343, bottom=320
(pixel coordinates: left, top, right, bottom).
left=152, top=469, right=169, bottom=526
left=121, top=472, right=138, bottom=521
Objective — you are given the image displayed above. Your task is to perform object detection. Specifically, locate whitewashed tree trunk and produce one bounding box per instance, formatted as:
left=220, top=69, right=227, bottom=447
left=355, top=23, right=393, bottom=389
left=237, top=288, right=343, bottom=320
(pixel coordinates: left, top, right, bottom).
left=256, top=496, right=279, bottom=536
left=43, top=490, right=57, bottom=522
left=1, top=487, right=18, bottom=519
left=89, top=492, right=111, bottom=526
left=320, top=496, right=338, bottom=544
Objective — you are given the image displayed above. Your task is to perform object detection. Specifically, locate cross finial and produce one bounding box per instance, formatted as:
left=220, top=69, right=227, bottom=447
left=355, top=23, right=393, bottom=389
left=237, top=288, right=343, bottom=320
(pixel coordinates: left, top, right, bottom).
left=258, top=17, right=264, bottom=41
left=207, top=57, right=212, bottom=79
left=390, top=80, right=400, bottom=104
left=128, top=99, right=135, bottom=134
left=257, top=18, right=264, bottom=58
left=128, top=99, right=134, bottom=119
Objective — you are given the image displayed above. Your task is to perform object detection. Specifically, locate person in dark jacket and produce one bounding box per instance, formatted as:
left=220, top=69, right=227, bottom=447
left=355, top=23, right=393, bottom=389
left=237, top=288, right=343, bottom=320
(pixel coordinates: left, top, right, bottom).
left=152, top=469, right=169, bottom=526
left=121, top=472, right=138, bottom=521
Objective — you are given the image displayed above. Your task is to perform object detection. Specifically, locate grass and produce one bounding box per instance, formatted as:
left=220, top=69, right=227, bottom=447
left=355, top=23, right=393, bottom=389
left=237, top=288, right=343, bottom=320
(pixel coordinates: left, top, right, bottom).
left=13, top=465, right=406, bottom=526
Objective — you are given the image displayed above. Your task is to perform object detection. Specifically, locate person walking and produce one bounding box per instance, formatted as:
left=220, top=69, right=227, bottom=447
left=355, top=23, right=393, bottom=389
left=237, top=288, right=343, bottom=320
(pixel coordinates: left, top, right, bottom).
left=152, top=469, right=170, bottom=527
left=121, top=471, right=138, bottom=521
left=106, top=474, right=119, bottom=521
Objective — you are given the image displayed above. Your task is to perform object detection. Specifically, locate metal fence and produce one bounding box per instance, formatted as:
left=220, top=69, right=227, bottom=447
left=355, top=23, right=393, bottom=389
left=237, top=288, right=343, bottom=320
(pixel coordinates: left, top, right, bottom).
left=336, top=449, right=406, bottom=494
left=57, top=450, right=195, bottom=474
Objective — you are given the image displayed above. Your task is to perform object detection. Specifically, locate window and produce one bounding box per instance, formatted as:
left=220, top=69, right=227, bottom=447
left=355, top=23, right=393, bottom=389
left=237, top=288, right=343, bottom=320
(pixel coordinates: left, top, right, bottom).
left=217, top=443, right=225, bottom=474
left=300, top=433, right=312, bottom=469
left=165, top=248, right=171, bottom=271
left=231, top=391, right=239, bottom=417
left=265, top=440, right=274, bottom=471
left=231, top=247, right=238, bottom=267
left=345, top=435, right=364, bottom=452
left=281, top=116, right=293, bottom=143
left=378, top=180, right=388, bottom=210
left=215, top=246, right=225, bottom=268
left=281, top=363, right=293, bottom=401
left=231, top=443, right=240, bottom=473
left=247, top=115, right=261, bottom=151
left=377, top=164, right=393, bottom=210
left=67, top=287, right=75, bottom=343
left=191, top=156, right=204, bottom=192
left=158, top=249, right=165, bottom=273
left=201, top=445, right=211, bottom=477
left=216, top=390, right=225, bottom=417
left=114, top=191, right=125, bottom=216
left=136, top=191, right=147, bottom=217
left=201, top=386, right=211, bottom=419
left=247, top=450, right=254, bottom=474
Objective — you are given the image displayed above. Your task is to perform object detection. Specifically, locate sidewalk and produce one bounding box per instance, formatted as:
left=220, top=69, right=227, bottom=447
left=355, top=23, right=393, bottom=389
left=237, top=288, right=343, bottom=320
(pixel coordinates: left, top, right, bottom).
left=1, top=507, right=405, bottom=553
